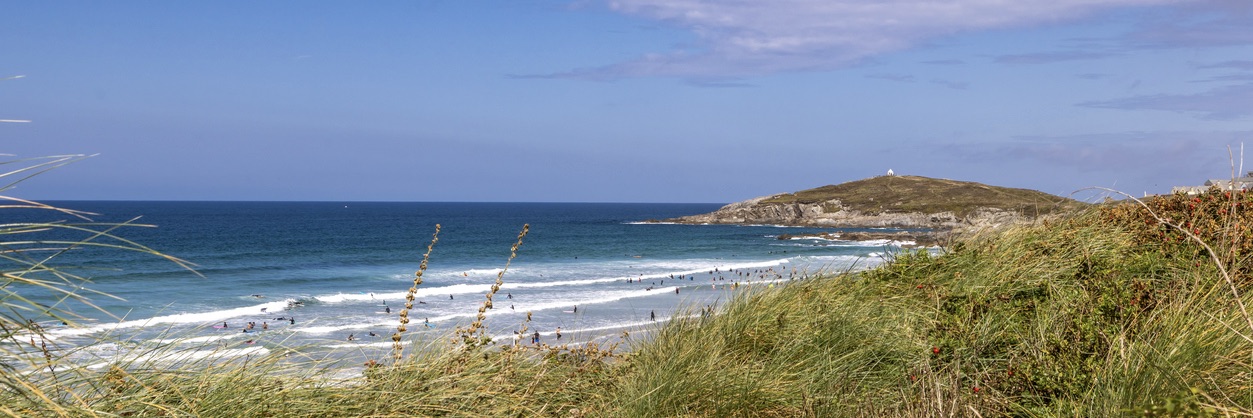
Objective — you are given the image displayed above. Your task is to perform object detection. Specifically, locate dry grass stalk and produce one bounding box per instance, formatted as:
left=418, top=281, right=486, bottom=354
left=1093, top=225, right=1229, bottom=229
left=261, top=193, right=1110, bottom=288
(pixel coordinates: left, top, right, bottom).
left=458, top=224, right=528, bottom=347
left=393, top=224, right=440, bottom=361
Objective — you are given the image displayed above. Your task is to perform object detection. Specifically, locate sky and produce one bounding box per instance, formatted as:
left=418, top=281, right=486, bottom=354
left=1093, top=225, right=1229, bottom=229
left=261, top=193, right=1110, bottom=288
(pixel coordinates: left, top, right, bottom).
left=3, top=0, right=1253, bottom=203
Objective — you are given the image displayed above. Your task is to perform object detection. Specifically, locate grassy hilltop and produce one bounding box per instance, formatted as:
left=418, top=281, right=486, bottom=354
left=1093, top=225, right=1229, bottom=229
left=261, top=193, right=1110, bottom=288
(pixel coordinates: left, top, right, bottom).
left=762, top=175, right=1086, bottom=218
left=4, top=188, right=1253, bottom=416
left=671, top=175, right=1088, bottom=229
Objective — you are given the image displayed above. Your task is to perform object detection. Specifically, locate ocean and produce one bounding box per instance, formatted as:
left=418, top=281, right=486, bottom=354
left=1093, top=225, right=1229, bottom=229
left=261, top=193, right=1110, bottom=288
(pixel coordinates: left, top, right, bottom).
left=9, top=201, right=909, bottom=371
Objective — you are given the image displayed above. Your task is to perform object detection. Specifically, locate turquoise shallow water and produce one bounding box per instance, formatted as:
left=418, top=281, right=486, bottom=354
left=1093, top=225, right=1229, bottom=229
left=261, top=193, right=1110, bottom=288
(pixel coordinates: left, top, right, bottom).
left=7, top=201, right=907, bottom=369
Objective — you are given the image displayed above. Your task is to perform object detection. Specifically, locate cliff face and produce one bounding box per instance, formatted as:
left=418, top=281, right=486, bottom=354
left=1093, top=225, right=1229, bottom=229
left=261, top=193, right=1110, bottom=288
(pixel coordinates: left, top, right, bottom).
left=668, top=176, right=1081, bottom=229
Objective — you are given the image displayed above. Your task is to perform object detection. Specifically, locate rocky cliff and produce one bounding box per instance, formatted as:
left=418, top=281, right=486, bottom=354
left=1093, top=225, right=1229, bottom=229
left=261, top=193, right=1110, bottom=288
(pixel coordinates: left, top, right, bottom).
left=666, top=175, right=1084, bottom=229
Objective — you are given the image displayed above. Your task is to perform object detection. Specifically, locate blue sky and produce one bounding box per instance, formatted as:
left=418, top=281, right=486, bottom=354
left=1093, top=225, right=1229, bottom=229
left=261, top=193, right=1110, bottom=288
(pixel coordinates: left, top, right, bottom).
left=4, top=1, right=1253, bottom=203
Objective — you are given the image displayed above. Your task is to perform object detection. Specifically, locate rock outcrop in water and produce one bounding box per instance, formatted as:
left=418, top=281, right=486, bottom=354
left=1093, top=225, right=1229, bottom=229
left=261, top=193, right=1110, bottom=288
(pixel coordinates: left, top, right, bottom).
left=665, top=175, right=1084, bottom=230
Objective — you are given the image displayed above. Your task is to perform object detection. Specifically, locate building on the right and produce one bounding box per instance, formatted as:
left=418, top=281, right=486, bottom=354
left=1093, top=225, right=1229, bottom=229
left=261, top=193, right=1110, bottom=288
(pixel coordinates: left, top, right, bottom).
left=1172, top=172, right=1253, bottom=195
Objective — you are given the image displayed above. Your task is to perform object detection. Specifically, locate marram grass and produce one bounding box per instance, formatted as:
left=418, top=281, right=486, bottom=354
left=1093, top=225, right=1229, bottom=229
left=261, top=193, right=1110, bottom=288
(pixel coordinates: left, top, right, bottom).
left=3, top=173, right=1253, bottom=416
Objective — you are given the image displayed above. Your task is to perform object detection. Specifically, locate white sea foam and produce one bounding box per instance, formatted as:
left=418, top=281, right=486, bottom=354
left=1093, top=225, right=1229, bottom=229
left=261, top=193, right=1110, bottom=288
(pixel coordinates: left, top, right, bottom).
left=82, top=346, right=271, bottom=371
left=297, top=320, right=393, bottom=335
left=48, top=299, right=298, bottom=338
left=458, top=268, right=505, bottom=276
left=45, top=256, right=792, bottom=344
left=784, top=235, right=839, bottom=241
left=781, top=235, right=915, bottom=247
left=326, top=340, right=395, bottom=349
left=853, top=239, right=916, bottom=247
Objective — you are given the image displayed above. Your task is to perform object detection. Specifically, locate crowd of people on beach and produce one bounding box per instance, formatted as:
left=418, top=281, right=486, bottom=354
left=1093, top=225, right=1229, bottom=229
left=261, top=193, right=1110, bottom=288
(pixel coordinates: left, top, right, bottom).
left=626, top=265, right=804, bottom=292
left=216, top=264, right=807, bottom=349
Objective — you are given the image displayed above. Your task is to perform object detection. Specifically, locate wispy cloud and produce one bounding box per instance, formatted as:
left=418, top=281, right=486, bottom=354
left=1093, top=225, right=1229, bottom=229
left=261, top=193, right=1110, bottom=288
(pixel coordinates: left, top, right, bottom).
left=994, top=51, right=1116, bottom=64
left=929, top=79, right=969, bottom=90
left=545, top=0, right=1184, bottom=80
left=921, top=59, right=965, bottom=65
left=867, top=73, right=916, bottom=83
left=1199, top=60, right=1253, bottom=70
left=1078, top=82, right=1253, bottom=119
left=1076, top=73, right=1114, bottom=79
left=1123, top=0, right=1253, bottom=49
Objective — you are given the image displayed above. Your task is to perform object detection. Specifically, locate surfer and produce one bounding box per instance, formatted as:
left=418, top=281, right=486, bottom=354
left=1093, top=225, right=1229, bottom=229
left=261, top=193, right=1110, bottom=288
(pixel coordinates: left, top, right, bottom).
left=532, top=331, right=540, bottom=345
left=650, top=310, right=656, bottom=321
left=289, top=317, right=295, bottom=325
left=555, top=327, right=562, bottom=340
left=347, top=334, right=355, bottom=341
left=449, top=294, right=454, bottom=300
left=385, top=306, right=391, bottom=314
left=572, top=305, right=577, bottom=313
left=262, top=322, right=268, bottom=330
left=368, top=331, right=378, bottom=337
left=222, top=321, right=228, bottom=329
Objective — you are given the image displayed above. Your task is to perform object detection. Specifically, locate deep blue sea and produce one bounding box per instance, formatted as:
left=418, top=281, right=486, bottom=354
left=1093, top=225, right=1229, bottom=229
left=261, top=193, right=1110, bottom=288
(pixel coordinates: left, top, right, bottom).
left=9, top=201, right=909, bottom=371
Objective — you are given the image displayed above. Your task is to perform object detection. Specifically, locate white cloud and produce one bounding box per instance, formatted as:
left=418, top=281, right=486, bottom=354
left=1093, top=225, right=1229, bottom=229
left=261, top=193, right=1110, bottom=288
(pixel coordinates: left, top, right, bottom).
left=567, top=0, right=1191, bottom=79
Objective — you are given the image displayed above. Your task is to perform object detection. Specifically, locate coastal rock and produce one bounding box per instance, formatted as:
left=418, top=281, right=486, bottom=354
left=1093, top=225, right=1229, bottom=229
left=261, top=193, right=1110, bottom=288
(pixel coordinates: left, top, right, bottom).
left=664, top=175, right=1083, bottom=231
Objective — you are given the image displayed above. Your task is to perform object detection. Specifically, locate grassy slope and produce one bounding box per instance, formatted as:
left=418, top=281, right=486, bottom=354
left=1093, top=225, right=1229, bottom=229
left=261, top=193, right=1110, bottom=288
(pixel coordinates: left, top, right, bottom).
left=610, top=189, right=1253, bottom=417
left=5, top=189, right=1253, bottom=417
left=760, top=175, right=1085, bottom=217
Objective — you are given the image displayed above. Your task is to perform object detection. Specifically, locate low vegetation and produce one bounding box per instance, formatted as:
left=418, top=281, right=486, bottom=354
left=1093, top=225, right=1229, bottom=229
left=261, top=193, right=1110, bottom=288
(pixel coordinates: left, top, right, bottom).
left=3, top=167, right=1251, bottom=416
